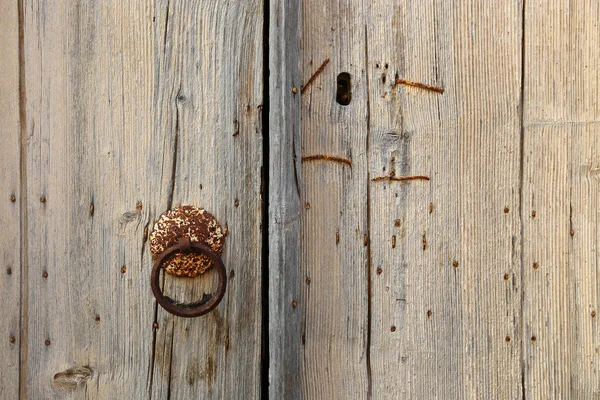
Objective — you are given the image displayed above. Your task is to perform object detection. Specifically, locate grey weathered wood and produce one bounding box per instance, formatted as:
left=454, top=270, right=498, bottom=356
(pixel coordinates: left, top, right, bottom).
left=21, top=1, right=262, bottom=398
left=150, top=1, right=263, bottom=399
left=367, top=2, right=524, bottom=399
left=0, top=1, right=21, bottom=398
left=270, top=1, right=525, bottom=398
left=268, top=0, right=303, bottom=398
left=523, top=1, right=600, bottom=397
left=270, top=0, right=372, bottom=398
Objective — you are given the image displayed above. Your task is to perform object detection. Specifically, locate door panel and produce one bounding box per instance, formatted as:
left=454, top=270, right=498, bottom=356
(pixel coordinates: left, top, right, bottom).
left=19, top=0, right=262, bottom=398
left=3, top=0, right=600, bottom=398
left=269, top=0, right=599, bottom=399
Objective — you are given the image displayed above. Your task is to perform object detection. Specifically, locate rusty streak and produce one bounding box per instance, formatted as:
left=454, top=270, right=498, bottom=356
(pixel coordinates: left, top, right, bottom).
left=301, top=58, right=330, bottom=94
left=302, top=154, right=352, bottom=166
left=393, top=78, right=444, bottom=94
left=371, top=175, right=430, bottom=182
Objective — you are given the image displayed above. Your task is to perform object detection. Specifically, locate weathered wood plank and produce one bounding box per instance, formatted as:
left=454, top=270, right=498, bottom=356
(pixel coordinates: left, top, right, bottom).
left=271, top=1, right=524, bottom=398
left=366, top=2, right=524, bottom=398
left=150, top=1, right=263, bottom=399
left=23, top=2, right=162, bottom=397
left=523, top=1, right=600, bottom=397
left=22, top=1, right=262, bottom=398
left=297, top=0, right=371, bottom=398
left=0, top=1, right=22, bottom=398
left=268, top=0, right=303, bottom=398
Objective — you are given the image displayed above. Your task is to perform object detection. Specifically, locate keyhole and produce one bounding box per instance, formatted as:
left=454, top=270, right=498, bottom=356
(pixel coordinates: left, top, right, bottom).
left=336, top=73, right=351, bottom=105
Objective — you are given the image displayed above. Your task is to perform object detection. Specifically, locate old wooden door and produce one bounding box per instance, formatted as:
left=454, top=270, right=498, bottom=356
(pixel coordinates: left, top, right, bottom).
left=1, top=0, right=599, bottom=399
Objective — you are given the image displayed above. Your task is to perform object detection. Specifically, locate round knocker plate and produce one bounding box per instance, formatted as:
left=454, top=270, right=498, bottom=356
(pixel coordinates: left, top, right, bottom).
left=150, top=206, right=227, bottom=317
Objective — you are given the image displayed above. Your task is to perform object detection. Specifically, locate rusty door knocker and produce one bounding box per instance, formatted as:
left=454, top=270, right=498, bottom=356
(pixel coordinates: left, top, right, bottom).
left=150, top=206, right=227, bottom=317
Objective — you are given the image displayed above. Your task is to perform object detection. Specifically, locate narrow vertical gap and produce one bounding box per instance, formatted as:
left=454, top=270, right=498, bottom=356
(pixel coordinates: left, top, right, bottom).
left=518, top=1, right=527, bottom=399
left=166, top=321, right=175, bottom=400
left=166, top=109, right=179, bottom=211
left=17, top=0, right=29, bottom=398
left=363, top=25, right=373, bottom=400
left=260, top=0, right=270, bottom=398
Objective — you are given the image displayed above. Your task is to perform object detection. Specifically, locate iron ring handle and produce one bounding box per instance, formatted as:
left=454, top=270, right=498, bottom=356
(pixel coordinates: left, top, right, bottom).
left=151, top=237, right=227, bottom=318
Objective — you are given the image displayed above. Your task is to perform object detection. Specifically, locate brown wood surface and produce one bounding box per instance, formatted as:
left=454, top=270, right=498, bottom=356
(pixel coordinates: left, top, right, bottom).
left=0, top=1, right=22, bottom=398
left=11, top=1, right=263, bottom=398
left=2, top=0, right=600, bottom=398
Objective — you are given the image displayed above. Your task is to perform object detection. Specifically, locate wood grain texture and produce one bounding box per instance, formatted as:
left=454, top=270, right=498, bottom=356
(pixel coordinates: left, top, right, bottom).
left=367, top=2, right=524, bottom=399
left=268, top=0, right=304, bottom=398
left=270, top=1, right=525, bottom=398
left=22, top=1, right=262, bottom=398
left=523, top=1, right=600, bottom=397
left=150, top=1, right=263, bottom=399
left=0, top=1, right=22, bottom=399
left=300, top=0, right=371, bottom=398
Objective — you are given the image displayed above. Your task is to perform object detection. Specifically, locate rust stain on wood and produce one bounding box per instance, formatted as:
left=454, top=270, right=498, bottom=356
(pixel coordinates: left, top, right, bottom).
left=301, top=58, right=330, bottom=94
left=302, top=154, right=352, bottom=166
left=392, top=78, right=444, bottom=94
left=371, top=174, right=430, bottom=182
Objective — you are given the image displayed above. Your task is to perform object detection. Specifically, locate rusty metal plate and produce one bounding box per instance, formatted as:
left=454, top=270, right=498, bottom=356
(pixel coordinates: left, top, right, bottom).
left=150, top=206, right=224, bottom=277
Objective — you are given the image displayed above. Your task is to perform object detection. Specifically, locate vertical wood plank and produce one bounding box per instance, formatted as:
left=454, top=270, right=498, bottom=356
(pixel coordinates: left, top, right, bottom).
left=366, top=2, right=524, bottom=398
left=150, top=1, right=263, bottom=399
left=523, top=1, right=600, bottom=397
left=298, top=0, right=370, bottom=398
left=22, top=0, right=263, bottom=398
left=24, top=2, right=163, bottom=398
left=0, top=1, right=22, bottom=398
left=268, top=0, right=304, bottom=398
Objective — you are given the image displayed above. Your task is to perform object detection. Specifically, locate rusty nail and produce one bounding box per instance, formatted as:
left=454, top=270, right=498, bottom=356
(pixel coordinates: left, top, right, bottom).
left=306, top=277, right=311, bottom=285
left=153, top=322, right=159, bottom=329
left=121, top=266, right=127, bottom=274
left=390, top=326, right=396, bottom=332
left=292, top=87, right=298, bottom=94
left=9, top=336, right=15, bottom=343
left=45, top=339, right=51, bottom=346
left=376, top=267, right=382, bottom=275
left=40, top=196, right=46, bottom=203
left=10, top=194, right=16, bottom=203
left=136, top=201, right=143, bottom=211
left=42, top=271, right=48, bottom=278
left=6, top=268, right=12, bottom=275
left=292, top=300, right=297, bottom=308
